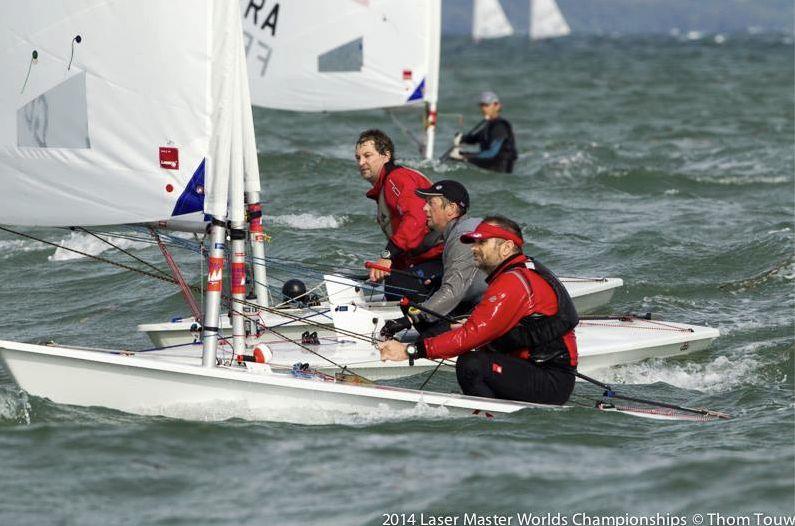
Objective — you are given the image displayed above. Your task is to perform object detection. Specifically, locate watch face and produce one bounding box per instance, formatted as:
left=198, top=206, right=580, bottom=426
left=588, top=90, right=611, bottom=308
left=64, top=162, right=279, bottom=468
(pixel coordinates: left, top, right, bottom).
left=381, top=250, right=391, bottom=259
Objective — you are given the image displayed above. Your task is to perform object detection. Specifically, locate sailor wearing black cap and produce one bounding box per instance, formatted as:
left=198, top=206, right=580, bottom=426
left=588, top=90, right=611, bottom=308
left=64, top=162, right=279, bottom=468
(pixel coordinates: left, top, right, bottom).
left=380, top=180, right=488, bottom=339
left=449, top=91, right=518, bottom=174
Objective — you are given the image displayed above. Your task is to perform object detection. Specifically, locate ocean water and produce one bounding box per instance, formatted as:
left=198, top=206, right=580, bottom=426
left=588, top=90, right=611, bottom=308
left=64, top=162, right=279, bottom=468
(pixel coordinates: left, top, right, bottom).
left=0, top=34, right=793, bottom=524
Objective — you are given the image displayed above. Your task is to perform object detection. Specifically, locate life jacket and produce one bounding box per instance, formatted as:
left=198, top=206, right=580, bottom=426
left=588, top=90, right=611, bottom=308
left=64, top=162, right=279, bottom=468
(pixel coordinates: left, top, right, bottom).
left=484, top=117, right=518, bottom=163
left=484, top=258, right=579, bottom=366
left=373, top=163, right=443, bottom=261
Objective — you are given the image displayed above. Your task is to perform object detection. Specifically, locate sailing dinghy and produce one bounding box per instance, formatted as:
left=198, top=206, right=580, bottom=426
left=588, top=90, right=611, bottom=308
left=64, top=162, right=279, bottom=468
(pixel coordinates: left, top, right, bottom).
left=137, top=273, right=625, bottom=347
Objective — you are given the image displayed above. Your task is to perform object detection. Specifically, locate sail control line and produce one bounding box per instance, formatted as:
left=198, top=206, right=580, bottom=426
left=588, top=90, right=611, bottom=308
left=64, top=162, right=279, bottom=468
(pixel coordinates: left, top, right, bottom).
left=0, top=225, right=456, bottom=386
left=148, top=227, right=201, bottom=321
left=396, top=297, right=731, bottom=422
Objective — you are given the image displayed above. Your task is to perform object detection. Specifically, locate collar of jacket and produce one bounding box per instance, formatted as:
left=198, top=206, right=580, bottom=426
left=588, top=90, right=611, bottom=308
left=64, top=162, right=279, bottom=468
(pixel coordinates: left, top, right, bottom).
left=485, top=252, right=528, bottom=284
left=365, top=161, right=397, bottom=200
left=442, top=213, right=468, bottom=242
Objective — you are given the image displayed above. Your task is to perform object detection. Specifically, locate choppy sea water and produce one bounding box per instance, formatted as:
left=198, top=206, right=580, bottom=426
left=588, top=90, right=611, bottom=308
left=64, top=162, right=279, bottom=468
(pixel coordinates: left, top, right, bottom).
left=0, top=34, right=793, bottom=524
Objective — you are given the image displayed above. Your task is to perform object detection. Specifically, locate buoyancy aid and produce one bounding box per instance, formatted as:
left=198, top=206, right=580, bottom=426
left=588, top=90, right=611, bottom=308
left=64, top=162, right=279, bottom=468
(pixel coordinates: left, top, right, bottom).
left=369, top=162, right=443, bottom=263
left=484, top=258, right=579, bottom=366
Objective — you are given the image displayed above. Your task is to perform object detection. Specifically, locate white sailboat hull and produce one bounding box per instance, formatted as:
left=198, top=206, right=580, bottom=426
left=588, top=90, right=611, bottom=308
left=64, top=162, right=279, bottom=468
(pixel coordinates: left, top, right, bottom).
left=137, top=318, right=720, bottom=381
left=0, top=341, right=554, bottom=423
left=138, top=277, right=624, bottom=348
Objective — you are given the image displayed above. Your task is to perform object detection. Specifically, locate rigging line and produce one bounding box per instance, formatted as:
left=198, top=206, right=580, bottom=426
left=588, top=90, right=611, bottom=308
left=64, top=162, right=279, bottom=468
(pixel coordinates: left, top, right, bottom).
left=249, top=272, right=431, bottom=303
left=0, top=225, right=183, bottom=285
left=149, top=227, right=202, bottom=321
left=0, top=226, right=426, bottom=371
left=221, top=295, right=454, bottom=378
left=20, top=50, right=38, bottom=94
left=75, top=227, right=172, bottom=279
left=572, top=370, right=730, bottom=420
left=386, top=108, right=424, bottom=150
left=254, top=308, right=334, bottom=332
left=269, top=282, right=326, bottom=310
left=418, top=360, right=445, bottom=391
left=67, top=35, right=82, bottom=71
left=252, top=322, right=373, bottom=384
left=249, top=255, right=434, bottom=299
left=559, top=276, right=608, bottom=283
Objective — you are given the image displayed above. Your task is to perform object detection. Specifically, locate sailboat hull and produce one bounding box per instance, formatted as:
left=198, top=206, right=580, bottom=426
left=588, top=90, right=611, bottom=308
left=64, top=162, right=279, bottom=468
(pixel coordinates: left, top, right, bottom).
left=138, top=277, right=624, bottom=348
left=135, top=317, right=720, bottom=381
left=0, top=341, right=555, bottom=423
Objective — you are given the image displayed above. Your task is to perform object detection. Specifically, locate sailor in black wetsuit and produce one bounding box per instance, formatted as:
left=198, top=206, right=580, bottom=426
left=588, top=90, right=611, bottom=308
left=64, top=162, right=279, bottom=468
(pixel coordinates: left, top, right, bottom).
left=449, top=91, right=518, bottom=174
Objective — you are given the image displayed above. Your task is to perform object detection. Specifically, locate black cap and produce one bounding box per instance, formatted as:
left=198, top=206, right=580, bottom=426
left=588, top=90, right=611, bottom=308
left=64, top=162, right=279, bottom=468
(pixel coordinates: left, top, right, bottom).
left=415, top=180, right=469, bottom=211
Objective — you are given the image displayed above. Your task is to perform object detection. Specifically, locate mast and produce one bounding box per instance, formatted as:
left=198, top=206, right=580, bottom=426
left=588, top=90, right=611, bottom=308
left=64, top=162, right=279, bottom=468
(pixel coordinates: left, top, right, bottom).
left=423, top=0, right=442, bottom=160
left=246, top=195, right=269, bottom=308
left=240, top=20, right=269, bottom=310
left=202, top=0, right=249, bottom=367
left=228, top=41, right=249, bottom=359
left=202, top=216, right=227, bottom=367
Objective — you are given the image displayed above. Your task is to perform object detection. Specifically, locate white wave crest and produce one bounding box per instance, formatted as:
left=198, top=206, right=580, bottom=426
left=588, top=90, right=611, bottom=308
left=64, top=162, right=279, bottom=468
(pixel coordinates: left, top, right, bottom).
left=693, top=174, right=790, bottom=186
left=135, top=398, right=458, bottom=425
left=266, top=214, right=348, bottom=230
left=595, top=355, right=758, bottom=393
left=49, top=231, right=149, bottom=262
left=0, top=239, right=48, bottom=259
left=663, top=189, right=679, bottom=195
left=0, top=388, right=31, bottom=424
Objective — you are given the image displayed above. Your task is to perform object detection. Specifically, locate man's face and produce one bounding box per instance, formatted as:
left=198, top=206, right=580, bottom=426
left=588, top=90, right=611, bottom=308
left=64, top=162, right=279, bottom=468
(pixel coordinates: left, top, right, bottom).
left=423, top=196, right=453, bottom=232
left=355, top=140, right=390, bottom=184
left=479, top=101, right=501, bottom=119
left=471, top=237, right=508, bottom=271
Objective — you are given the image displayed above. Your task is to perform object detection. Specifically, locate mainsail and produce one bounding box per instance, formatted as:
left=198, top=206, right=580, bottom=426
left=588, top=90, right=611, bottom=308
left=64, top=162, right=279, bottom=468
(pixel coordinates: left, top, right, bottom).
left=530, top=0, right=571, bottom=40
left=241, top=0, right=440, bottom=113
left=472, top=0, right=515, bottom=41
left=0, top=0, right=256, bottom=227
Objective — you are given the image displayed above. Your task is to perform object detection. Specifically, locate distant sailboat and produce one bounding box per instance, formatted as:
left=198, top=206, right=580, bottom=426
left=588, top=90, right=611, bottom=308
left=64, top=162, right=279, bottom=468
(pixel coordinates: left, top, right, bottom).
left=530, top=0, right=571, bottom=40
left=472, top=0, right=515, bottom=41
left=472, top=0, right=570, bottom=41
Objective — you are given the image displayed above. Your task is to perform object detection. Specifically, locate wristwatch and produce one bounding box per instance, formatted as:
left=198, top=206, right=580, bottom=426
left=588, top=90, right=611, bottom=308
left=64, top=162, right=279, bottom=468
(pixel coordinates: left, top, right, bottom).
left=405, top=343, right=417, bottom=366
left=380, top=249, right=392, bottom=260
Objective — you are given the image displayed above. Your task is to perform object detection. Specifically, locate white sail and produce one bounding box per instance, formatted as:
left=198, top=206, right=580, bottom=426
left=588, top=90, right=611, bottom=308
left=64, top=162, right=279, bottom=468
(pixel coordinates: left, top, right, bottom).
left=530, top=0, right=571, bottom=40
left=0, top=0, right=253, bottom=226
left=472, top=0, right=515, bottom=41
left=242, top=0, right=439, bottom=112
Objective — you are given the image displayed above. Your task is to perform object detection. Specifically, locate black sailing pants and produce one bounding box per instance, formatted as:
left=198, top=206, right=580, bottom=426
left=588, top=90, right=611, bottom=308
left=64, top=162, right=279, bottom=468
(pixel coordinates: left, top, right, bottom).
left=456, top=351, right=575, bottom=405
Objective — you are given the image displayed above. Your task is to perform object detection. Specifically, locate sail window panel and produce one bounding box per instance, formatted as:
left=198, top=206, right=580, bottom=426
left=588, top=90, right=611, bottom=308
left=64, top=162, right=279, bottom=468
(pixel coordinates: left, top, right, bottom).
left=317, top=37, right=364, bottom=73
left=17, top=73, right=90, bottom=149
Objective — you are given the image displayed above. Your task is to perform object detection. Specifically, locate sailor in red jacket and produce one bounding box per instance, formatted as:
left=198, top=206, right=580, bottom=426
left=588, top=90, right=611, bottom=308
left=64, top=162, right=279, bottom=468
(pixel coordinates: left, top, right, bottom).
left=356, top=129, right=443, bottom=300
left=378, top=215, right=579, bottom=405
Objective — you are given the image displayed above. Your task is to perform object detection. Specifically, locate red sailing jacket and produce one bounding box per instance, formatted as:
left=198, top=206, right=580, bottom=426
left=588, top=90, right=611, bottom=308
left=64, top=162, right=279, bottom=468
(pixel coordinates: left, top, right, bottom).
left=365, top=162, right=443, bottom=267
left=422, top=253, right=578, bottom=366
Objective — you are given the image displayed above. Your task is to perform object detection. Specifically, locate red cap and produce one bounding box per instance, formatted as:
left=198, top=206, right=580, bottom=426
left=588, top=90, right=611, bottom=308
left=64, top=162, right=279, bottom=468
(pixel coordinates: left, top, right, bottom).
left=460, top=221, right=524, bottom=247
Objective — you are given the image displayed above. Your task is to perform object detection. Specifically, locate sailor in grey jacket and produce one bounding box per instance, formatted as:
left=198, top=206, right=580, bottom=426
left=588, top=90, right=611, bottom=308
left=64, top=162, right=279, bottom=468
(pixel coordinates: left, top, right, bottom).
left=418, top=213, right=487, bottom=325
left=381, top=180, right=488, bottom=338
